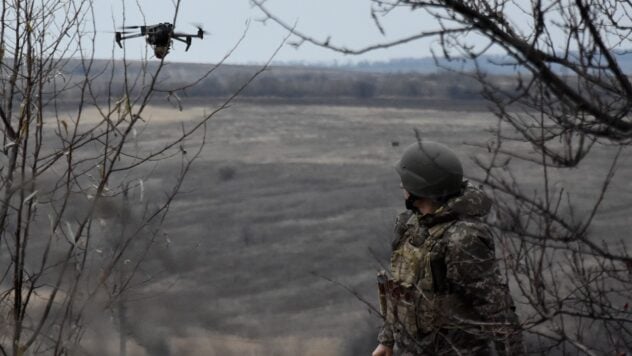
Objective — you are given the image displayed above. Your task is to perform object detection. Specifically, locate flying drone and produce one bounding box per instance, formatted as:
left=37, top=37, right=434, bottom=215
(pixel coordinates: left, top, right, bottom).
left=115, top=23, right=206, bottom=59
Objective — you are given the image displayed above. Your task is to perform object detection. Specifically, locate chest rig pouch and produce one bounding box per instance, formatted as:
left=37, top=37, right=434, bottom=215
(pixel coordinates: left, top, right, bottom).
left=391, top=225, right=427, bottom=287
left=391, top=213, right=454, bottom=290
left=388, top=212, right=456, bottom=338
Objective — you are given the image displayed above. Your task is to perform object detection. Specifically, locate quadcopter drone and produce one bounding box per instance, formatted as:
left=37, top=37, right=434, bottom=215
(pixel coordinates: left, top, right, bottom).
left=115, top=23, right=205, bottom=59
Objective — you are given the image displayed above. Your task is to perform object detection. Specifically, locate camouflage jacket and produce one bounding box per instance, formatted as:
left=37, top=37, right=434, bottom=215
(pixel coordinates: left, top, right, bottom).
left=378, top=182, right=524, bottom=355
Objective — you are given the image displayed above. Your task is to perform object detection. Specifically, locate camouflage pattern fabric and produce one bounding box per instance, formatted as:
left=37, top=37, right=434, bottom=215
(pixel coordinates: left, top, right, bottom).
left=378, top=182, right=525, bottom=355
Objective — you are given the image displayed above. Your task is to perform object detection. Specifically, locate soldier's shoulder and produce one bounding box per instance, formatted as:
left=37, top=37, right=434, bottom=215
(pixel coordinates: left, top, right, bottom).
left=392, top=210, right=415, bottom=249
left=395, top=210, right=414, bottom=222
left=444, top=218, right=493, bottom=248
left=394, top=210, right=415, bottom=228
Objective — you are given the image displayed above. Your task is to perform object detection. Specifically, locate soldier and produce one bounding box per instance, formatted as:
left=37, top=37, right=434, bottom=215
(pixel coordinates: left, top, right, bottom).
left=372, top=141, right=524, bottom=356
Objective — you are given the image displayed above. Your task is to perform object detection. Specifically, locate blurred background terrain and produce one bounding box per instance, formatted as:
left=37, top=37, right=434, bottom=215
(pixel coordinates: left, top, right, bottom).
left=64, top=66, right=628, bottom=354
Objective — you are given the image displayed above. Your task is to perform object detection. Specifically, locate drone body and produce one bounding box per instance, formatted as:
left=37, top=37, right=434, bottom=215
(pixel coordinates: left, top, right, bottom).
left=115, top=23, right=205, bottom=58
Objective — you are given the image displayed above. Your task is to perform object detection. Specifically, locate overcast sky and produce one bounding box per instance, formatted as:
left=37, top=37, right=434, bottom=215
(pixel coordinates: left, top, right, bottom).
left=91, top=0, right=444, bottom=64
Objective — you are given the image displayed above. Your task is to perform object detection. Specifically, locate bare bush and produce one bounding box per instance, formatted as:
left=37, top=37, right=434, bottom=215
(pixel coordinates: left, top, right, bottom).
left=252, top=0, right=632, bottom=354
left=0, top=1, right=278, bottom=354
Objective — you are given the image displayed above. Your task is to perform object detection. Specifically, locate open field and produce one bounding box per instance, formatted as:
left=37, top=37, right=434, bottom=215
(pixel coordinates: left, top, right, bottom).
left=44, top=102, right=632, bottom=355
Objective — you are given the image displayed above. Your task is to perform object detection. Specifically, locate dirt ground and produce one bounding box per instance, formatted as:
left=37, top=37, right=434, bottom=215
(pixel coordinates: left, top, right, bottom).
left=70, top=102, right=630, bottom=355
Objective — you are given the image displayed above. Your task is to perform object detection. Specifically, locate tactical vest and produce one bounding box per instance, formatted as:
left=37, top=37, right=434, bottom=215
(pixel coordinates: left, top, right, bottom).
left=391, top=212, right=453, bottom=289
left=387, top=211, right=474, bottom=339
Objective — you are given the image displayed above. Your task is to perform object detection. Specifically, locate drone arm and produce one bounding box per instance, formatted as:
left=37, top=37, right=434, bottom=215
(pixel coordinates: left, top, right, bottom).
left=172, top=35, right=192, bottom=51
left=174, top=32, right=202, bottom=38
left=116, top=32, right=144, bottom=48
left=120, top=33, right=144, bottom=40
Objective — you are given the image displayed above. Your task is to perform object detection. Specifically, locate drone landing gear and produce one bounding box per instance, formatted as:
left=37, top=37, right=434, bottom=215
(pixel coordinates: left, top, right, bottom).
left=173, top=36, right=193, bottom=51
left=115, top=32, right=144, bottom=48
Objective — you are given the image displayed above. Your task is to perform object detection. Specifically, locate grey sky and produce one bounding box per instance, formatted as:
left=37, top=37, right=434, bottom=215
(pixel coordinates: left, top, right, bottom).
left=92, top=0, right=440, bottom=64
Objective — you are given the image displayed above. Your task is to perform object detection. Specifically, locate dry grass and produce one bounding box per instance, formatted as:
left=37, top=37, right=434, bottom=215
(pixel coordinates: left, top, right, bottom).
left=37, top=102, right=631, bottom=355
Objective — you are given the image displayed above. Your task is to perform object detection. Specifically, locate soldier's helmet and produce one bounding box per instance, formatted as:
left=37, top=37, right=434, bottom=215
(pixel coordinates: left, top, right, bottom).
left=395, top=141, right=463, bottom=199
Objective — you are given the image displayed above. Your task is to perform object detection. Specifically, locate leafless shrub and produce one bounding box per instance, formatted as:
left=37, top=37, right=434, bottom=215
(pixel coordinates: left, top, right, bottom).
left=0, top=0, right=281, bottom=354
left=252, top=0, right=632, bottom=354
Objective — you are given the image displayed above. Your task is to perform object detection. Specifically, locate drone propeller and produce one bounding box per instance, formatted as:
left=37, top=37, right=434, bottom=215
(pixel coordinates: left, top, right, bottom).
left=120, top=25, right=143, bottom=29
left=190, top=23, right=209, bottom=38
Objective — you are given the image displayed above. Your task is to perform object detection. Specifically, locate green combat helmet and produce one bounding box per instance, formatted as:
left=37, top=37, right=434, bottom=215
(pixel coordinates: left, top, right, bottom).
left=395, top=141, right=463, bottom=199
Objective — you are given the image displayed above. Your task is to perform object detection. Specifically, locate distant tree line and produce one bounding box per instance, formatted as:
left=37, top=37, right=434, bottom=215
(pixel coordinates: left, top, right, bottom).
left=164, top=66, right=488, bottom=101
left=51, top=59, right=497, bottom=104
left=246, top=71, right=411, bottom=99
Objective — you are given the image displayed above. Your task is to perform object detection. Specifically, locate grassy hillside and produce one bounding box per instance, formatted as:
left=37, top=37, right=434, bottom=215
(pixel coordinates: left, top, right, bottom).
left=64, top=103, right=630, bottom=355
